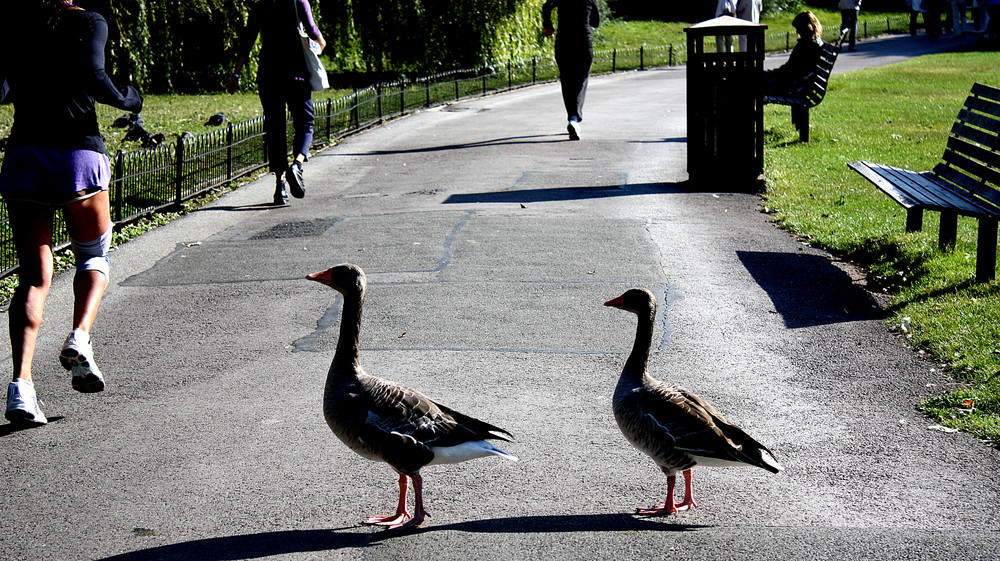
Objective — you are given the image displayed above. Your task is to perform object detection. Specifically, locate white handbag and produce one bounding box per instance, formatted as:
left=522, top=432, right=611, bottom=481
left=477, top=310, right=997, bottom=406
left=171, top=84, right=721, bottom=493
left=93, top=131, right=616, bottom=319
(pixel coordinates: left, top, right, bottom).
left=294, top=2, right=328, bottom=91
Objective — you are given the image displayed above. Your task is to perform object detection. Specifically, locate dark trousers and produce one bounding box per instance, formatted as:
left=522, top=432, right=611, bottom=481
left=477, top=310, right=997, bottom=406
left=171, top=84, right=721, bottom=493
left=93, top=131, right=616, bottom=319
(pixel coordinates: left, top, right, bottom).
left=840, top=8, right=858, bottom=49
left=555, top=41, right=593, bottom=122
left=259, top=77, right=314, bottom=175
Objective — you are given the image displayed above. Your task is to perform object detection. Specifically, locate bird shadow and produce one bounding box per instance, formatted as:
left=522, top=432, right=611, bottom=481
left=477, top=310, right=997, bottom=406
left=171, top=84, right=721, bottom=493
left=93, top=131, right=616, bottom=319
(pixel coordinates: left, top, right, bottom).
left=91, top=514, right=703, bottom=559
left=371, top=512, right=705, bottom=540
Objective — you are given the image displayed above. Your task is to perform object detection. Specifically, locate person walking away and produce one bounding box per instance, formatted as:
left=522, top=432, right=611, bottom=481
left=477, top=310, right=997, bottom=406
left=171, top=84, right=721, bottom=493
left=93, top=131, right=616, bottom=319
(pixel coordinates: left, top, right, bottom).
left=543, top=0, right=599, bottom=141
left=0, top=0, right=143, bottom=426
left=840, top=0, right=861, bottom=51
left=761, top=11, right=825, bottom=99
left=228, top=0, right=326, bottom=205
left=735, top=0, right=762, bottom=52
left=715, top=0, right=738, bottom=53
left=951, top=0, right=968, bottom=34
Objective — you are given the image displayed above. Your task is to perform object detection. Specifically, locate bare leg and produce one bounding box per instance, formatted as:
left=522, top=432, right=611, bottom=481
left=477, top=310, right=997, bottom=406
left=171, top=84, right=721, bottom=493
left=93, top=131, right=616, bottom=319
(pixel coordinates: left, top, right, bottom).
left=63, top=191, right=112, bottom=334
left=7, top=201, right=55, bottom=384
left=364, top=473, right=411, bottom=526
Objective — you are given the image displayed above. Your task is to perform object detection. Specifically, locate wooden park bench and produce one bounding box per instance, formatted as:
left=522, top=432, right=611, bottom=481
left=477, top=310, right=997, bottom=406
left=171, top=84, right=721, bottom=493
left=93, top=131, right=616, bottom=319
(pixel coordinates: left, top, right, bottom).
left=848, top=82, right=1000, bottom=283
left=763, top=29, right=848, bottom=142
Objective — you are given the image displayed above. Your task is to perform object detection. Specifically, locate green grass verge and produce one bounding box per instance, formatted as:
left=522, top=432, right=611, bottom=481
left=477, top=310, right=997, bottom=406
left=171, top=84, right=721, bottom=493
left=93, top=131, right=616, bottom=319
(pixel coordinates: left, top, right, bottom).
left=763, top=51, right=1000, bottom=447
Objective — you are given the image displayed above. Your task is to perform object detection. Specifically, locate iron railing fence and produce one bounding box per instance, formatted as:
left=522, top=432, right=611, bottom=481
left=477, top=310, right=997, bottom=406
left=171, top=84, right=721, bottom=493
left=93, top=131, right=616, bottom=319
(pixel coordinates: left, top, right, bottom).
left=0, top=14, right=911, bottom=280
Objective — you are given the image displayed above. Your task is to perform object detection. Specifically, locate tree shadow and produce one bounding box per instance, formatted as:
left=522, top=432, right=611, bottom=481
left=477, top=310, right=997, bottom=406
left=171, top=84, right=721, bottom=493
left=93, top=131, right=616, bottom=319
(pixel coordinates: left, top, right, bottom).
left=442, top=181, right=731, bottom=205
left=333, top=134, right=566, bottom=157
left=736, top=251, right=885, bottom=328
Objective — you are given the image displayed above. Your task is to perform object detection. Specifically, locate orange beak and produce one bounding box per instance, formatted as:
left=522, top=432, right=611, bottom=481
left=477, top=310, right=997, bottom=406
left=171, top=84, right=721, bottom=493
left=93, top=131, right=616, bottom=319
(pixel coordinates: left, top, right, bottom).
left=604, top=295, right=625, bottom=308
left=306, top=269, right=333, bottom=285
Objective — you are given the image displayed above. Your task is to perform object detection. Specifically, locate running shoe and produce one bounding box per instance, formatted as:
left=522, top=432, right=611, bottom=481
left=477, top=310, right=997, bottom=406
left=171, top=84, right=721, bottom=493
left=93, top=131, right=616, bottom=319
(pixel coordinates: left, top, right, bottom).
left=60, top=329, right=105, bottom=393
left=567, top=120, right=581, bottom=141
left=287, top=161, right=305, bottom=198
left=5, top=380, right=47, bottom=426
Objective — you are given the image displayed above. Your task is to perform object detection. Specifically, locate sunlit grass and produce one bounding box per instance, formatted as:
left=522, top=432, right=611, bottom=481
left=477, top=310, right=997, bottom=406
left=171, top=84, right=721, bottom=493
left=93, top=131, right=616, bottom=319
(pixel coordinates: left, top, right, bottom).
left=764, top=51, right=1000, bottom=446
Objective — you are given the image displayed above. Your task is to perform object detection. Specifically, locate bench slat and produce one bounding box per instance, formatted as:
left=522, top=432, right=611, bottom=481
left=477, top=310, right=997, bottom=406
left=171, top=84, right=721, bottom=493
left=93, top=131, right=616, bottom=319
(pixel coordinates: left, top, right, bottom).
left=971, top=82, right=1000, bottom=104
left=850, top=161, right=999, bottom=216
left=941, top=135, right=1000, bottom=182
left=955, top=106, right=1000, bottom=136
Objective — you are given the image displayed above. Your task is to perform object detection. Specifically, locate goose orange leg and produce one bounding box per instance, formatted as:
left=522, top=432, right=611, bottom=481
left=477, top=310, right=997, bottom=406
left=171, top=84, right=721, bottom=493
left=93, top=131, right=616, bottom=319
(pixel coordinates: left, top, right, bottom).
left=385, top=473, right=429, bottom=530
left=364, top=474, right=411, bottom=526
left=637, top=469, right=697, bottom=515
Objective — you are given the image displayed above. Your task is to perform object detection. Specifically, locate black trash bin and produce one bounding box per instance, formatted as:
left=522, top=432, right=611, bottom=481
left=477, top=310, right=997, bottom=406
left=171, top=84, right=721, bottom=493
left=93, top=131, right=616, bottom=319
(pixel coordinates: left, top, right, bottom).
left=684, top=16, right=766, bottom=191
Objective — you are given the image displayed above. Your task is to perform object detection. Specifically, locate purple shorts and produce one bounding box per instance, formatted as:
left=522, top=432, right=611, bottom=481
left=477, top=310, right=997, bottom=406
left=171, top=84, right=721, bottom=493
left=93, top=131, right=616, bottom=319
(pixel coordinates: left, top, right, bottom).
left=0, top=146, right=110, bottom=206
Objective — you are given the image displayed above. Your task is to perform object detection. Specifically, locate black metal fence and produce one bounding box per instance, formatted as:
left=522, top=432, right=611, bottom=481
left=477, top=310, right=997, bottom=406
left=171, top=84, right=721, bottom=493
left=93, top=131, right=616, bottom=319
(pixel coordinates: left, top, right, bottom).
left=0, top=15, right=910, bottom=280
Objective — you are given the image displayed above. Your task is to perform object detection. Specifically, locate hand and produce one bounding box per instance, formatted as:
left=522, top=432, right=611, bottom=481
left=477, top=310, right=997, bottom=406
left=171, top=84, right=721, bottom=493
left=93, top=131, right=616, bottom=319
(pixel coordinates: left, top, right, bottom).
left=544, top=28, right=554, bottom=38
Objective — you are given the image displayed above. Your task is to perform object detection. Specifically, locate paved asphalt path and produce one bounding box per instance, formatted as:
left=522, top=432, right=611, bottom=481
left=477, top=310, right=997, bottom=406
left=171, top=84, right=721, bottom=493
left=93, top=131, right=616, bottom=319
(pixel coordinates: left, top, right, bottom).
left=3, top=33, right=998, bottom=561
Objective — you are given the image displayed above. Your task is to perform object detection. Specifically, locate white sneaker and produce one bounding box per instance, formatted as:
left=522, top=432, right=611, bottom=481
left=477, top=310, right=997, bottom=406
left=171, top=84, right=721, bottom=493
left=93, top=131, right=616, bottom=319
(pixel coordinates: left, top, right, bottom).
left=567, top=120, right=581, bottom=141
left=60, top=328, right=105, bottom=393
left=5, top=380, right=47, bottom=426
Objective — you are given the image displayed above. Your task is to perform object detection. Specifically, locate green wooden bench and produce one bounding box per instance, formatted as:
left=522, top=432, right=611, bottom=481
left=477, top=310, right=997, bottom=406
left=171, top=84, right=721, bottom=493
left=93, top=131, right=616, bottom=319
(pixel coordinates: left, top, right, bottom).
left=849, top=82, right=1000, bottom=283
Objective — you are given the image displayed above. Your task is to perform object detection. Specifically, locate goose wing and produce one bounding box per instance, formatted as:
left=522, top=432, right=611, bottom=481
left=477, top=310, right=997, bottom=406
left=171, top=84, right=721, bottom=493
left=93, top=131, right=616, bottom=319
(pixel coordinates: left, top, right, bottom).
left=639, top=380, right=776, bottom=469
left=357, top=374, right=510, bottom=472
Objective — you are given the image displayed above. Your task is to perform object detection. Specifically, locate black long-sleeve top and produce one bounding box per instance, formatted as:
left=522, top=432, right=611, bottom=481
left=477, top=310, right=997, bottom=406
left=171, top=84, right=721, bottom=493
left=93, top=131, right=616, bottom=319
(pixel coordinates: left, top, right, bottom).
left=766, top=37, right=824, bottom=87
left=0, top=8, right=142, bottom=154
left=543, top=0, right=600, bottom=46
left=237, top=0, right=323, bottom=83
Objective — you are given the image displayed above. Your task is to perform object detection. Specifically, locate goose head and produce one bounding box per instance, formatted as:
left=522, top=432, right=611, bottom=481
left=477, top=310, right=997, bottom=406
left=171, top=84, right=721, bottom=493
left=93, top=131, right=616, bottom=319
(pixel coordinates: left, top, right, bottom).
left=306, top=263, right=367, bottom=298
left=604, top=288, right=656, bottom=316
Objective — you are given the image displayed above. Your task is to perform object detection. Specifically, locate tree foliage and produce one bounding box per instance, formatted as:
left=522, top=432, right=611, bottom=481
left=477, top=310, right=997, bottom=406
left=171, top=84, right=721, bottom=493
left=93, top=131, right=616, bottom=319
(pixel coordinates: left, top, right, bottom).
left=90, top=0, right=556, bottom=93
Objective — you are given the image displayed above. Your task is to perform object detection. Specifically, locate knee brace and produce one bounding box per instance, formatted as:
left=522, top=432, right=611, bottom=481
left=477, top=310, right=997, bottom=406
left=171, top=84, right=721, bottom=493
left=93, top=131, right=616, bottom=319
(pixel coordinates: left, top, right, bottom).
left=71, top=226, right=112, bottom=280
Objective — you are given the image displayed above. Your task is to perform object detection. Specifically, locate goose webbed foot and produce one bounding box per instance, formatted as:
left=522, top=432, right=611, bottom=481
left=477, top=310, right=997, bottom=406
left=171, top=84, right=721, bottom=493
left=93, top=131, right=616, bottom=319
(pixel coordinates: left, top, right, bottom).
left=365, top=473, right=429, bottom=530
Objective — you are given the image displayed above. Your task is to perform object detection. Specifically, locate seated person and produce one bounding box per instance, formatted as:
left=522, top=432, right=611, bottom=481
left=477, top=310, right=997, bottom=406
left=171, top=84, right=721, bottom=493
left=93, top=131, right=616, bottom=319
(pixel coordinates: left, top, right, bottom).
left=763, top=11, right=824, bottom=98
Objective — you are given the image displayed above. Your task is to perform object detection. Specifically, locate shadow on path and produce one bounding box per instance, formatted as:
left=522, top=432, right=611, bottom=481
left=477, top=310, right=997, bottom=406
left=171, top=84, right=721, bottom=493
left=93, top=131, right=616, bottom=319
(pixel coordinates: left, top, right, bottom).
left=94, top=514, right=703, bottom=560
left=737, top=251, right=884, bottom=328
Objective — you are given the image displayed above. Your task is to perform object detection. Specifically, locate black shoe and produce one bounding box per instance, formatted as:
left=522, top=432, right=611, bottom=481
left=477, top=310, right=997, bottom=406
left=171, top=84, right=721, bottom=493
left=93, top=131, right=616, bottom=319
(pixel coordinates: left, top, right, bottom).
left=273, top=181, right=289, bottom=205
left=287, top=162, right=305, bottom=199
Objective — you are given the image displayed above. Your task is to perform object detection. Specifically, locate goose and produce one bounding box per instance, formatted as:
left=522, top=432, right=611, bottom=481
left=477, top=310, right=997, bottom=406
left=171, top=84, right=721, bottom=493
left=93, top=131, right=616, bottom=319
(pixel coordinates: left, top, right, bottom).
left=604, top=288, right=784, bottom=515
left=307, top=263, right=518, bottom=530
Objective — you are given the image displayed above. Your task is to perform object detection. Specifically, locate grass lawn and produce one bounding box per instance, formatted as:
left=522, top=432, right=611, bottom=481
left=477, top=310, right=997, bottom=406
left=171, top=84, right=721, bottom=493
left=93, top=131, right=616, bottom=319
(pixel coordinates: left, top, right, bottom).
left=763, top=50, right=1000, bottom=446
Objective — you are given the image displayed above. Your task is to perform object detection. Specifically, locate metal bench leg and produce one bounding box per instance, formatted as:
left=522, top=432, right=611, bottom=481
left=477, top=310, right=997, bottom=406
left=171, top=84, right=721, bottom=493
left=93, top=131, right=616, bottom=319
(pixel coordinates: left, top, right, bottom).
left=938, top=211, right=958, bottom=251
left=792, top=105, right=810, bottom=142
left=975, top=217, right=998, bottom=283
left=905, top=207, right=923, bottom=232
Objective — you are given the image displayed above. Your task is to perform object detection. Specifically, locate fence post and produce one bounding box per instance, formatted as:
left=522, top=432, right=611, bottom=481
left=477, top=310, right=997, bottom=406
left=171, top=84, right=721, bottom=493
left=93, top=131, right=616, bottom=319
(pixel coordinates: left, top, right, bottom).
left=532, top=56, right=536, bottom=84
left=174, top=136, right=184, bottom=209
left=612, top=49, right=617, bottom=73
left=325, top=99, right=332, bottom=141
left=640, top=46, right=645, bottom=71
left=454, top=78, right=459, bottom=100
left=399, top=82, right=405, bottom=116
left=226, top=123, right=234, bottom=181
left=352, top=89, right=360, bottom=130
left=786, top=31, right=790, bottom=50
left=507, top=60, right=512, bottom=91
left=669, top=44, right=674, bottom=66
left=482, top=72, right=487, bottom=96
left=425, top=79, right=431, bottom=107
left=113, top=150, right=124, bottom=223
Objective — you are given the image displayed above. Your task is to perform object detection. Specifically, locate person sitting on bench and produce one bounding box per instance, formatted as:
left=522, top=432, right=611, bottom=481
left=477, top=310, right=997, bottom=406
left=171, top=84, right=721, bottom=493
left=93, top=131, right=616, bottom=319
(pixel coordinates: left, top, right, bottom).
left=763, top=11, right=825, bottom=98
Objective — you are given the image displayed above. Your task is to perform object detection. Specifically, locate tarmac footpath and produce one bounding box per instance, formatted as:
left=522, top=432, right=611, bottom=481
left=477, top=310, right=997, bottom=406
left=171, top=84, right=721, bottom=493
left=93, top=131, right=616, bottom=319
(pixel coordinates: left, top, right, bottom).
left=1, top=33, right=997, bottom=561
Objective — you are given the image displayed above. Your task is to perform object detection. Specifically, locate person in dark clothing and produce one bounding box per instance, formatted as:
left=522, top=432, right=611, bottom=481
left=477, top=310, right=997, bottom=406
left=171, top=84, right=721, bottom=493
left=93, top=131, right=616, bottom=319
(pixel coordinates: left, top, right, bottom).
left=543, top=0, right=600, bottom=141
left=228, top=0, right=326, bottom=205
left=762, top=11, right=825, bottom=98
left=0, top=0, right=143, bottom=426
